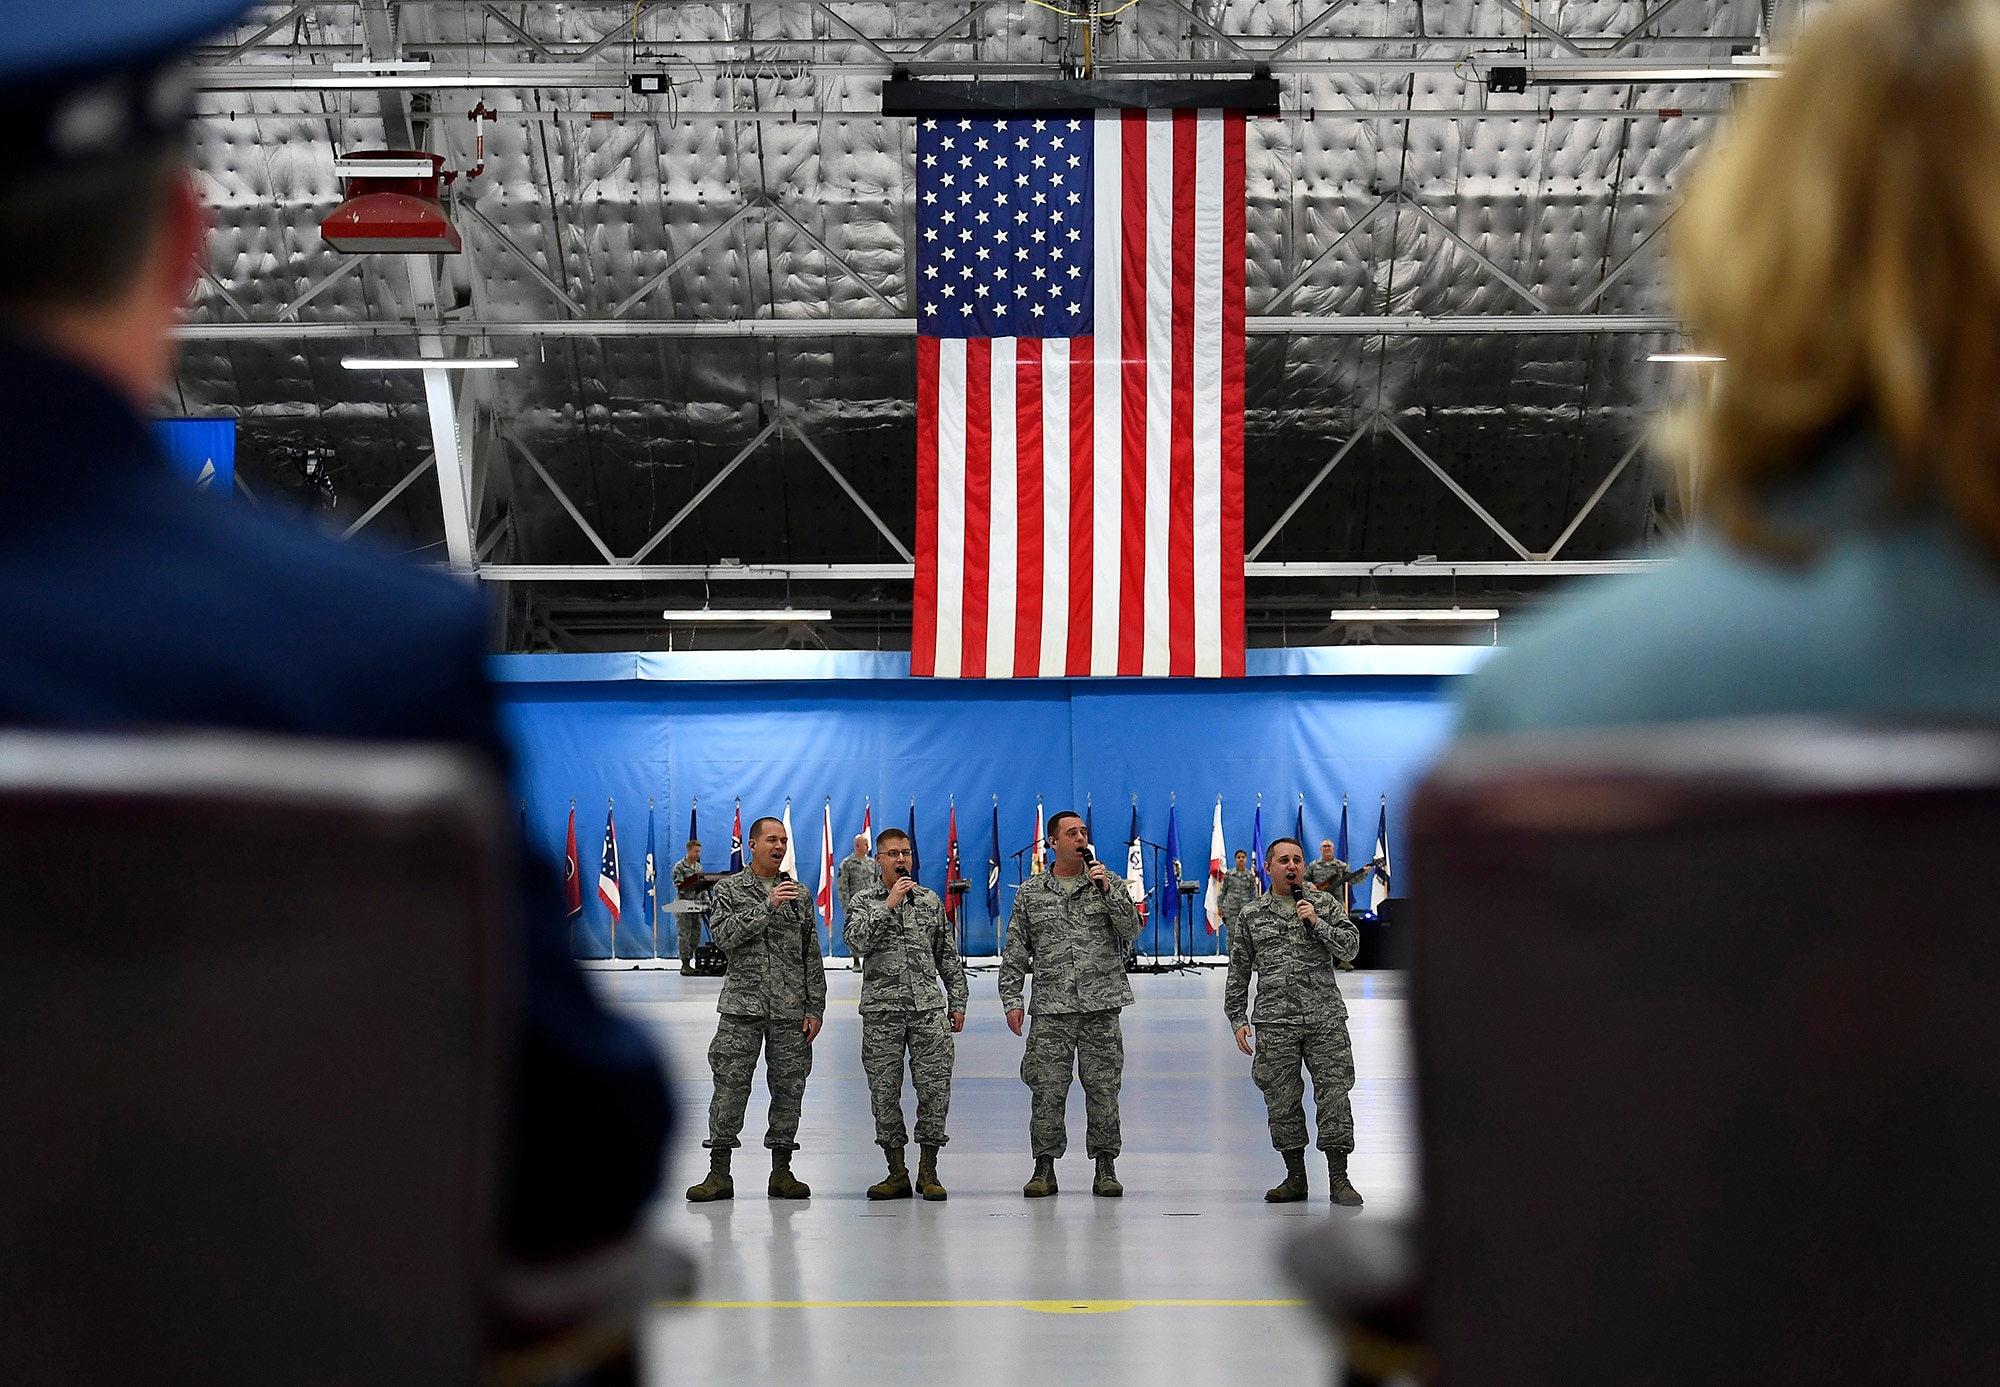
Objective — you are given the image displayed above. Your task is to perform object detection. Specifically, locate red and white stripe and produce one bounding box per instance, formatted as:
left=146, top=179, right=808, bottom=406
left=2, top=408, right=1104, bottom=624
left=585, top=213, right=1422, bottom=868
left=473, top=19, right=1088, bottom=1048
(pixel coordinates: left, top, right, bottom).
left=915, top=108, right=1246, bottom=679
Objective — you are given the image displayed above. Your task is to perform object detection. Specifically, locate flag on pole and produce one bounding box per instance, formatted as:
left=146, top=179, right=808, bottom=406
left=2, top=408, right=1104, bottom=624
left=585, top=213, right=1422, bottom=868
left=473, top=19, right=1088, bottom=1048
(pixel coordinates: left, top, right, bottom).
left=1031, top=798, right=1045, bottom=875
left=1124, top=801, right=1147, bottom=918
left=1164, top=801, right=1183, bottom=930
left=598, top=805, right=622, bottom=923
left=1085, top=796, right=1094, bottom=847
left=780, top=800, right=798, bottom=880
left=1371, top=799, right=1393, bottom=912
left=907, top=799, right=922, bottom=883
left=987, top=799, right=1003, bottom=922
left=519, top=799, right=528, bottom=842
left=1250, top=801, right=1267, bottom=891
left=563, top=804, right=582, bottom=917
left=945, top=802, right=962, bottom=923
left=861, top=802, right=874, bottom=853
left=1203, top=797, right=1225, bottom=934
left=1338, top=795, right=1353, bottom=910
left=730, top=800, right=743, bottom=871
left=689, top=800, right=699, bottom=845
left=910, top=111, right=1250, bottom=679
left=645, top=802, right=659, bottom=950
left=816, top=800, right=835, bottom=942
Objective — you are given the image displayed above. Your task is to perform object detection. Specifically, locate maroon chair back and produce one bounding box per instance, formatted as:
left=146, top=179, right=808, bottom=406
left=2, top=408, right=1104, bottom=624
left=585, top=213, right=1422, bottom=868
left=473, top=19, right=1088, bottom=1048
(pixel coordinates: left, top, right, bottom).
left=1414, top=723, right=2000, bottom=1385
left=0, top=733, right=511, bottom=1387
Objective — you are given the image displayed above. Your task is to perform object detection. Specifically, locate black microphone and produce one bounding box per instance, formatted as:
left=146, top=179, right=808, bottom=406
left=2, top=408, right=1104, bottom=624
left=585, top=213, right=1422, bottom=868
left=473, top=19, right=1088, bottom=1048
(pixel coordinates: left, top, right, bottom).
left=1081, top=844, right=1110, bottom=893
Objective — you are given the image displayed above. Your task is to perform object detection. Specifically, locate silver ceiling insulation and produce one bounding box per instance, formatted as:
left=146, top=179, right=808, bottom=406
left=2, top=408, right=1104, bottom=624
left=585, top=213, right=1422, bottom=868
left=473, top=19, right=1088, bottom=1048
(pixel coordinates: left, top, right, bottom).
left=172, top=0, right=1796, bottom=649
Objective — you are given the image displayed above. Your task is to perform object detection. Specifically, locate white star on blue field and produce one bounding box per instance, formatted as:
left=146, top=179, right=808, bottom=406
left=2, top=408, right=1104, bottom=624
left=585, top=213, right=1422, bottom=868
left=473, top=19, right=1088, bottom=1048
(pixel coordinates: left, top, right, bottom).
left=915, top=116, right=1095, bottom=338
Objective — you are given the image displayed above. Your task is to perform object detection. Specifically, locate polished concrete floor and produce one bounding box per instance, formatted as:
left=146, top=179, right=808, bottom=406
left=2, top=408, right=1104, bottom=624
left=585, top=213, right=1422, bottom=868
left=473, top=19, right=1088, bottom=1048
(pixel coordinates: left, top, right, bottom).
left=594, top=964, right=1416, bottom=1386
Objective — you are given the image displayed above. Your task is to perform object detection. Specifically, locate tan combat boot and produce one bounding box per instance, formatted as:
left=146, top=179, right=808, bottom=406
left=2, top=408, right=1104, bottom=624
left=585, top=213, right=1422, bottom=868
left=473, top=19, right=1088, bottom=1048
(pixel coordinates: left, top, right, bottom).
left=1022, top=1156, right=1058, bottom=1197
left=685, top=1148, right=733, bottom=1202
left=867, top=1146, right=913, bottom=1201
left=916, top=1145, right=947, bottom=1202
left=1327, top=1151, right=1364, bottom=1207
left=1091, top=1153, right=1124, bottom=1198
left=769, top=1147, right=812, bottom=1200
left=1265, top=1148, right=1309, bottom=1203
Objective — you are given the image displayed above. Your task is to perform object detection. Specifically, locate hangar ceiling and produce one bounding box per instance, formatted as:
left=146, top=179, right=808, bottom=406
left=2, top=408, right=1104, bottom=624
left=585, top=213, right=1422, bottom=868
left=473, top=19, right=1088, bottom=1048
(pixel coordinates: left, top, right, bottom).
left=173, top=0, right=1804, bottom=651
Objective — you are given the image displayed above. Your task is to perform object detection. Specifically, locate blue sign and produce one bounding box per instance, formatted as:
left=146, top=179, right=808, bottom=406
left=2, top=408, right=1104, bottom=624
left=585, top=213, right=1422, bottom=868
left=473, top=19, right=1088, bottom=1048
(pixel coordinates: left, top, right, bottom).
left=151, top=418, right=235, bottom=495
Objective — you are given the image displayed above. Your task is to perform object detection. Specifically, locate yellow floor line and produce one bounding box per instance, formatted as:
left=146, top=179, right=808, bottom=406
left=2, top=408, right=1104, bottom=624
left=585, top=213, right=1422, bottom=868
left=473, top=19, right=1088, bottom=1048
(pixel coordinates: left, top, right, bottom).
left=662, top=1298, right=1306, bottom=1314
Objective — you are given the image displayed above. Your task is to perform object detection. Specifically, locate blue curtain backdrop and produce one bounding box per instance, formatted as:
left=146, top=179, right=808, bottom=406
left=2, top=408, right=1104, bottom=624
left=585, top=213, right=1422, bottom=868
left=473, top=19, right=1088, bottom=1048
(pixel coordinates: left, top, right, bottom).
left=497, top=671, right=1458, bottom=958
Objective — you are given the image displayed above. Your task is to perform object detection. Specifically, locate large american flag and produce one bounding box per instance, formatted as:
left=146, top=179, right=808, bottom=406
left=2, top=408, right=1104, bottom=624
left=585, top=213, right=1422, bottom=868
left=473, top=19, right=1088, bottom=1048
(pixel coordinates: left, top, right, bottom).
left=912, top=109, right=1247, bottom=678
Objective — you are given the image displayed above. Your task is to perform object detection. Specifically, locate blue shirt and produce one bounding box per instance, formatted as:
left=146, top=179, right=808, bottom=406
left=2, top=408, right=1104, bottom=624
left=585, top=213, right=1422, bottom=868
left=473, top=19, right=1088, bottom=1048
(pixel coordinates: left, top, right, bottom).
left=1456, top=432, right=2000, bottom=735
left=0, top=336, right=668, bottom=1259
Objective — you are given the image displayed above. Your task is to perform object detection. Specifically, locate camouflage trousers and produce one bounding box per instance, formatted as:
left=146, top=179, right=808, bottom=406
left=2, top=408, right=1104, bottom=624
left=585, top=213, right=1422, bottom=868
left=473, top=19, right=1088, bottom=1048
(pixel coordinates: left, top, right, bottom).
left=1021, top=1009, right=1124, bottom=1159
left=1249, top=1021, right=1355, bottom=1154
left=676, top=913, right=699, bottom=964
left=861, top=1008, right=956, bottom=1149
left=703, top=1012, right=814, bottom=1151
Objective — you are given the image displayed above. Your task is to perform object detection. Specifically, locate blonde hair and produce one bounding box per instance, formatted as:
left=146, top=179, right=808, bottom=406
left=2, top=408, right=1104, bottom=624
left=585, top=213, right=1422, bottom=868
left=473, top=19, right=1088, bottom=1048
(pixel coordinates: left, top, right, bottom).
left=1675, top=0, right=2000, bottom=552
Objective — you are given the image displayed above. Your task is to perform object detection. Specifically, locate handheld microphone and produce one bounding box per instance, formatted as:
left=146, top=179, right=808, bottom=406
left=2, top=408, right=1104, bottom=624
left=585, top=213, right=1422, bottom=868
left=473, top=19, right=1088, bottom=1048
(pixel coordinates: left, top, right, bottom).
left=1081, top=844, right=1110, bottom=893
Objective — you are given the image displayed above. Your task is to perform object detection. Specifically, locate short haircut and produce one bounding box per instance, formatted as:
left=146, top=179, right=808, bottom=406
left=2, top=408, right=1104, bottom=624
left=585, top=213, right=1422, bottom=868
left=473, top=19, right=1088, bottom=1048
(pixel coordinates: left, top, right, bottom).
left=874, top=828, right=911, bottom=850
left=0, top=143, right=182, bottom=318
left=1046, top=810, right=1084, bottom=841
left=1266, top=836, right=1305, bottom=864
left=686, top=839, right=701, bottom=849
left=1319, top=838, right=1335, bottom=848
left=748, top=816, right=784, bottom=840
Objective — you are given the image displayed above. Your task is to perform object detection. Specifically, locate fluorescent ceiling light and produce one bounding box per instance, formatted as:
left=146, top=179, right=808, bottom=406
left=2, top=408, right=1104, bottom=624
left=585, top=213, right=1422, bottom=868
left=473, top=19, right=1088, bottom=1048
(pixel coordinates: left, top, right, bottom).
left=1329, top=608, right=1501, bottom=621
left=331, top=157, right=439, bottom=178
left=661, top=609, right=834, bottom=622
left=341, top=357, right=518, bottom=370
left=330, top=60, right=433, bottom=71
left=1647, top=352, right=1726, bottom=363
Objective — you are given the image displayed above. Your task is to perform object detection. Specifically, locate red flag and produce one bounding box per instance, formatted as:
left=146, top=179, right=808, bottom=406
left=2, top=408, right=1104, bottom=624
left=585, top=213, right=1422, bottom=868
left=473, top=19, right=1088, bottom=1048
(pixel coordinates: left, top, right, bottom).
left=944, top=803, right=962, bottom=923
left=816, top=802, right=835, bottom=940
left=562, top=806, right=582, bottom=917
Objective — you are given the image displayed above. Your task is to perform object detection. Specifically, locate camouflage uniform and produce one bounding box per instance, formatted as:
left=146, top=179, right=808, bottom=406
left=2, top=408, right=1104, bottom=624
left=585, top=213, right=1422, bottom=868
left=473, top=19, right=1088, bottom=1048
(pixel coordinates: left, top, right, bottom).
left=1225, top=885, right=1360, bottom=1154
left=701, top=867, right=828, bottom=1151
left=671, top=855, right=710, bottom=965
left=1218, top=865, right=1261, bottom=935
left=1305, top=855, right=1371, bottom=906
left=999, top=870, right=1145, bottom=1159
left=837, top=851, right=876, bottom=915
left=845, top=879, right=969, bottom=1148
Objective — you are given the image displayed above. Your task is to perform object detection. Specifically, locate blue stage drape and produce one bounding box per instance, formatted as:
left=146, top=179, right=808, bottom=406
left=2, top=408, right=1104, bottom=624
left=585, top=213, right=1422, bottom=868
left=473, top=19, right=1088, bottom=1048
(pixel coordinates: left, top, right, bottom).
left=498, top=674, right=1457, bottom=958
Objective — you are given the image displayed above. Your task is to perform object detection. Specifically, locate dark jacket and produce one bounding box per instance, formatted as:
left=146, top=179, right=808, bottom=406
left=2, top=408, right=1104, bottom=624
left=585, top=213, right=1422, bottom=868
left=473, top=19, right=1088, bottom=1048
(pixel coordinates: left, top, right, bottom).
left=0, top=337, right=669, bottom=1261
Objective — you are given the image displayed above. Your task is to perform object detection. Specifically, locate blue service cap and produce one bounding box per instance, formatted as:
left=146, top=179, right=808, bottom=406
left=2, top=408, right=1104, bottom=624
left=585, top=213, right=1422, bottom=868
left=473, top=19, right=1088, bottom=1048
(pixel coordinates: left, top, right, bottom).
left=0, top=0, right=255, bottom=178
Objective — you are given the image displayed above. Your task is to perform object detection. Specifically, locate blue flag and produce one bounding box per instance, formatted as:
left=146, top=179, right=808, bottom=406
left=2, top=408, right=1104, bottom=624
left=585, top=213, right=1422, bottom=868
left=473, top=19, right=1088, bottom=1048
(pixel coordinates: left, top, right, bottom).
left=1085, top=798, right=1094, bottom=847
left=689, top=801, right=699, bottom=844
left=1294, top=799, right=1306, bottom=852
left=644, top=804, right=659, bottom=947
left=1338, top=797, right=1350, bottom=863
left=1164, top=803, right=1183, bottom=924
left=1251, top=803, right=1267, bottom=890
left=1372, top=799, right=1393, bottom=911
left=908, top=800, right=922, bottom=883
left=987, top=801, right=1002, bottom=922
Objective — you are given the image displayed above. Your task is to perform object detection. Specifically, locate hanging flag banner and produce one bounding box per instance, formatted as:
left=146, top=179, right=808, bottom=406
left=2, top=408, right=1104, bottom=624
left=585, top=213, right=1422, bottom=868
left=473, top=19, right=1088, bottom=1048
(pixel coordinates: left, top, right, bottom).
left=1294, top=797, right=1306, bottom=854
left=730, top=801, right=744, bottom=872
left=911, top=111, right=1249, bottom=677
left=1031, top=799, right=1045, bottom=875
left=862, top=802, right=874, bottom=853
left=1164, top=801, right=1184, bottom=941
left=907, top=799, right=923, bottom=884
left=780, top=800, right=798, bottom=880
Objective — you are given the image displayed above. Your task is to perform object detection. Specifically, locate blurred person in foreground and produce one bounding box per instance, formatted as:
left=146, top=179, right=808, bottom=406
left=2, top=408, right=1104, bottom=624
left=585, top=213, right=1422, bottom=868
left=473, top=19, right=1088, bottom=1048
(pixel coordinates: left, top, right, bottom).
left=0, top=2, right=669, bottom=1271
left=1457, top=0, right=2000, bottom=736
